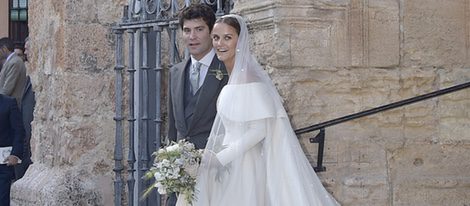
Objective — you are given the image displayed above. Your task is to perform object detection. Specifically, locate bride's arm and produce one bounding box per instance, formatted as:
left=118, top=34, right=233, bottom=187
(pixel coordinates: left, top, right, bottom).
left=215, top=119, right=267, bottom=166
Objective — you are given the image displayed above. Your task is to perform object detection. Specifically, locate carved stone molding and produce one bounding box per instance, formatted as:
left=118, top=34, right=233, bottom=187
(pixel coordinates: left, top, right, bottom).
left=231, top=0, right=399, bottom=68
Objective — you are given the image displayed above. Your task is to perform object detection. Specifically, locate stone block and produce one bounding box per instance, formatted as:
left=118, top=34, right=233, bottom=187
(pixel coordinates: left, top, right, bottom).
left=12, top=165, right=110, bottom=205
left=340, top=175, right=389, bottom=205
left=349, top=0, right=400, bottom=67
left=368, top=0, right=400, bottom=67
left=403, top=0, right=468, bottom=66
left=390, top=144, right=470, bottom=205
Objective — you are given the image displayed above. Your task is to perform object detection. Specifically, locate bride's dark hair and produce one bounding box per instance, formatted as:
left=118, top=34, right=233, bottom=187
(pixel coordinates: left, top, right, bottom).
left=215, top=16, right=241, bottom=35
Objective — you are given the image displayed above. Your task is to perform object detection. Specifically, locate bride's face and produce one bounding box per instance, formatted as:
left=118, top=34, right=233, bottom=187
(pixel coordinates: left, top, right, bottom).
left=211, top=22, right=239, bottom=71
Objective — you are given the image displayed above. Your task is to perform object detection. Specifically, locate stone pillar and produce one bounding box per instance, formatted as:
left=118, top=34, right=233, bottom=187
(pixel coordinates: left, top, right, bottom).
left=11, top=0, right=126, bottom=205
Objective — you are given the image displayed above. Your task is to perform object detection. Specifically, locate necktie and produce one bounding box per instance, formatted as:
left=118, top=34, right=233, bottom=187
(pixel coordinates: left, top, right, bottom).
left=190, top=61, right=202, bottom=95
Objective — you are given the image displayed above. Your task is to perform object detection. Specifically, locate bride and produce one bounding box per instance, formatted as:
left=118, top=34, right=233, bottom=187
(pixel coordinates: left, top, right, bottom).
left=181, top=14, right=340, bottom=206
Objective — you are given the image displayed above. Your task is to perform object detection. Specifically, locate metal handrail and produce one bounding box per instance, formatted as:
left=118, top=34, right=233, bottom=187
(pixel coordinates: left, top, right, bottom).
left=295, top=81, right=470, bottom=172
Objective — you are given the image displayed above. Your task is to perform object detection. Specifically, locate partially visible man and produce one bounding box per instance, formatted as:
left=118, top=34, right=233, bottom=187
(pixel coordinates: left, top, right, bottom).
left=14, top=36, right=35, bottom=180
left=23, top=37, right=30, bottom=62
left=0, top=94, right=24, bottom=206
left=166, top=3, right=228, bottom=206
left=14, top=46, right=25, bottom=62
left=168, top=3, right=228, bottom=149
left=0, top=38, right=27, bottom=106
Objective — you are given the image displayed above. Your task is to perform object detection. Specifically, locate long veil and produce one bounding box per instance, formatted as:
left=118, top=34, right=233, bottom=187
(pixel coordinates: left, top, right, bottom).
left=194, top=14, right=340, bottom=206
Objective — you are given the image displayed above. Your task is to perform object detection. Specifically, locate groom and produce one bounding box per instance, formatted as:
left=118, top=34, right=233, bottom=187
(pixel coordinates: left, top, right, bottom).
left=166, top=3, right=228, bottom=206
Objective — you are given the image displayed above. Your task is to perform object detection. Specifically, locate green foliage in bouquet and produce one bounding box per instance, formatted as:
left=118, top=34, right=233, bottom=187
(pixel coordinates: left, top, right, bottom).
left=144, top=140, right=203, bottom=204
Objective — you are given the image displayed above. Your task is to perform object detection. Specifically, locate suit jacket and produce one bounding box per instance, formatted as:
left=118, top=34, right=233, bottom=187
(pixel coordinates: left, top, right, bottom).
left=14, top=76, right=35, bottom=180
left=0, top=53, right=27, bottom=106
left=168, top=55, right=228, bottom=149
left=0, top=94, right=24, bottom=159
left=21, top=76, right=35, bottom=157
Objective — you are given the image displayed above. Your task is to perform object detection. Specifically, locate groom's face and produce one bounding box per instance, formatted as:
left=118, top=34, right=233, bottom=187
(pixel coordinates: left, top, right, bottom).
left=182, top=18, right=213, bottom=61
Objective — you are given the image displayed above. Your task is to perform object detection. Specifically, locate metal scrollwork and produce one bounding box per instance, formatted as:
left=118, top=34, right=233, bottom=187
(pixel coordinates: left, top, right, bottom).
left=145, top=0, right=158, bottom=14
left=155, top=0, right=170, bottom=18
left=113, top=1, right=233, bottom=205
left=131, top=0, right=141, bottom=15
left=171, top=0, right=187, bottom=18
left=202, top=0, right=217, bottom=6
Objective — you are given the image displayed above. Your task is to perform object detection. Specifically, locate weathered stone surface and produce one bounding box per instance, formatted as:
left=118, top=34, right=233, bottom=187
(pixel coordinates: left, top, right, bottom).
left=367, top=0, right=399, bottom=67
left=12, top=0, right=125, bottom=205
left=237, top=0, right=399, bottom=68
left=12, top=165, right=111, bottom=205
left=403, top=0, right=469, bottom=67
left=390, top=144, right=470, bottom=206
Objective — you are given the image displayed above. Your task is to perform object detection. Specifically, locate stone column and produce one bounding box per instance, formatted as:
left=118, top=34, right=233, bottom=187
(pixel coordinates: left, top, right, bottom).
left=11, top=0, right=126, bottom=205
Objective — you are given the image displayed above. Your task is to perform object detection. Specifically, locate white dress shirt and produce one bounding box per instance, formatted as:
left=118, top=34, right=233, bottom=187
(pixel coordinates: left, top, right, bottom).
left=190, top=49, right=216, bottom=88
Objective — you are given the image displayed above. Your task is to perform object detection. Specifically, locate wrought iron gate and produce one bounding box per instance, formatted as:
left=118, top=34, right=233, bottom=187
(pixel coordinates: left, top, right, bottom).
left=112, top=1, right=232, bottom=205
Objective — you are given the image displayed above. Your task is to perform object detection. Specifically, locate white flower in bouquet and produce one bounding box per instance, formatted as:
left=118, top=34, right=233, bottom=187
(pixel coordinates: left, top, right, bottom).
left=144, top=140, right=203, bottom=204
left=184, top=162, right=199, bottom=178
left=166, top=144, right=180, bottom=152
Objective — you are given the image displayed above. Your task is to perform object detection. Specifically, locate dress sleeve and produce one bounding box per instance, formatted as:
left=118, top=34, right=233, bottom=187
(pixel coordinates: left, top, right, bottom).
left=216, top=119, right=266, bottom=166
left=214, top=83, right=276, bottom=166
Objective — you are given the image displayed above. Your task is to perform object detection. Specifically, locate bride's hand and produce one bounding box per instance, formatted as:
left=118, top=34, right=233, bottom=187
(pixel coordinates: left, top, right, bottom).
left=202, top=150, right=230, bottom=182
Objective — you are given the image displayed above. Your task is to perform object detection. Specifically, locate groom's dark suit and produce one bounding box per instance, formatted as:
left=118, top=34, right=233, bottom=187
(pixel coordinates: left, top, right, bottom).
left=168, top=54, right=228, bottom=149
left=0, top=94, right=24, bottom=205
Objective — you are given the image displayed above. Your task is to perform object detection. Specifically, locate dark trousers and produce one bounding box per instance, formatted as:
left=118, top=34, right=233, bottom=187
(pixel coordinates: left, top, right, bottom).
left=166, top=193, right=177, bottom=206
left=0, top=165, right=14, bottom=206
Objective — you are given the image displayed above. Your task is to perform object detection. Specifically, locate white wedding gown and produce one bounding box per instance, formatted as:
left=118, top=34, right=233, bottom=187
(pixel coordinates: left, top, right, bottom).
left=187, top=82, right=340, bottom=206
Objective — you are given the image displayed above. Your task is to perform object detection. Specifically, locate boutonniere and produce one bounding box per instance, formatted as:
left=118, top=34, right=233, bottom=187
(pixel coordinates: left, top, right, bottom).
left=209, top=64, right=228, bottom=81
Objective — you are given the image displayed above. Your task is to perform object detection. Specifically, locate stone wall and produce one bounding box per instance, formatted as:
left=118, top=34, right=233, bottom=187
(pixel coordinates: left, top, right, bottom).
left=0, top=0, right=8, bottom=38
left=11, top=0, right=126, bottom=205
left=10, top=0, right=470, bottom=205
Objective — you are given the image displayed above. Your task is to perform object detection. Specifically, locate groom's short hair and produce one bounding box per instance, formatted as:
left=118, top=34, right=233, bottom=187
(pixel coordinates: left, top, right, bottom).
left=179, top=4, right=216, bottom=32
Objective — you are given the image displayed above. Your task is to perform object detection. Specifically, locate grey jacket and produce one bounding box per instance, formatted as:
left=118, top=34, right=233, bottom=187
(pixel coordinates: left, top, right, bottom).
left=0, top=53, right=27, bottom=106
left=168, top=55, right=228, bottom=149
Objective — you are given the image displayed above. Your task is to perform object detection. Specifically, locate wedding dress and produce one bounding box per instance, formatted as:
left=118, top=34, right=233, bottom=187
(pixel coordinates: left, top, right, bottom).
left=181, top=14, right=340, bottom=206
left=189, top=82, right=339, bottom=206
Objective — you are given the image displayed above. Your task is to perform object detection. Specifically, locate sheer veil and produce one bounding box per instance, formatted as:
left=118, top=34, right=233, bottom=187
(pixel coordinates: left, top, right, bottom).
left=193, top=14, right=340, bottom=206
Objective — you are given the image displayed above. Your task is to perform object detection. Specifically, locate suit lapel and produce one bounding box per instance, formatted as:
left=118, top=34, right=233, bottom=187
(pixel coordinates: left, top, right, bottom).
left=172, top=59, right=190, bottom=132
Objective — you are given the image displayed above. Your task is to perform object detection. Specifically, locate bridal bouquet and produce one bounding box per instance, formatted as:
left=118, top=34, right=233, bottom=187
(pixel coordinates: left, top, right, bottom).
left=145, top=139, right=203, bottom=204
